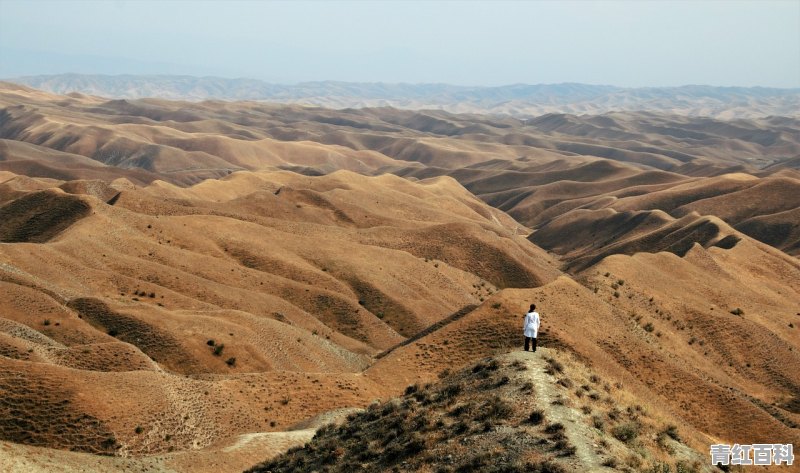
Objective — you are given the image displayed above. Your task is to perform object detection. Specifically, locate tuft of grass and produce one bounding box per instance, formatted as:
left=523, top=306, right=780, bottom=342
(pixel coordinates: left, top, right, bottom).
left=544, top=422, right=565, bottom=434
left=663, top=424, right=681, bottom=441
left=730, top=307, right=744, bottom=316
left=592, top=415, right=604, bottom=431
left=601, top=458, right=618, bottom=468
left=611, top=422, right=641, bottom=443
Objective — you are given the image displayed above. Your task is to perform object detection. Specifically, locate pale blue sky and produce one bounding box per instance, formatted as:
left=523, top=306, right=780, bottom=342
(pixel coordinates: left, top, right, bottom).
left=1, top=0, right=798, bottom=87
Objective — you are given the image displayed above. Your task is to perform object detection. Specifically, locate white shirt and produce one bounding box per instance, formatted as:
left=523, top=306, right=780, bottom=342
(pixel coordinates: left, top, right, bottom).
left=524, top=311, right=540, bottom=338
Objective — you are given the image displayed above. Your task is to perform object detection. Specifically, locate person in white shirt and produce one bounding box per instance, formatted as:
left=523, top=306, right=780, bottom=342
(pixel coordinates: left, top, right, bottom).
left=523, top=304, right=540, bottom=352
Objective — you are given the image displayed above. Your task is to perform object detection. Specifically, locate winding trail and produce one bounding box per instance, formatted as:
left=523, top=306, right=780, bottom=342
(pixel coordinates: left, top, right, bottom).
left=507, top=348, right=606, bottom=471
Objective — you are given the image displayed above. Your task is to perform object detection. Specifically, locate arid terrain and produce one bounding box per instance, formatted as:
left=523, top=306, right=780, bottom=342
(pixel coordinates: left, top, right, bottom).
left=11, top=74, right=800, bottom=118
left=0, top=82, right=798, bottom=472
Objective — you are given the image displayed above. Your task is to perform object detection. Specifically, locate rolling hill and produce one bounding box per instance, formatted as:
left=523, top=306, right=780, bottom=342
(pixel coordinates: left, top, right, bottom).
left=0, top=83, right=798, bottom=472
left=9, top=74, right=800, bottom=118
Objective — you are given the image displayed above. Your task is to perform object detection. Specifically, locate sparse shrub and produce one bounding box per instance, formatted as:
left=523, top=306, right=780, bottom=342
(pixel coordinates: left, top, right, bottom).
left=601, top=458, right=618, bottom=468
left=452, top=420, right=469, bottom=435
left=604, top=272, right=610, bottom=277
left=625, top=453, right=642, bottom=468
left=43, top=319, right=51, bottom=326
left=557, top=378, right=573, bottom=388
left=509, top=359, right=526, bottom=371
left=476, top=396, right=513, bottom=422
left=617, top=279, right=624, bottom=286
left=644, top=322, right=655, bottom=332
left=148, top=292, right=155, bottom=298
left=545, top=358, right=564, bottom=374
left=213, top=344, right=225, bottom=356
left=663, top=424, right=681, bottom=441
left=581, top=406, right=592, bottom=415
left=534, top=460, right=567, bottom=473
left=491, top=302, right=502, bottom=309
left=589, top=374, right=600, bottom=384
left=134, top=426, right=144, bottom=434
left=225, top=357, right=236, bottom=367
left=592, top=415, right=605, bottom=430
left=545, top=422, right=565, bottom=434
left=528, top=409, right=545, bottom=425
left=613, top=291, right=620, bottom=298
left=520, top=381, right=534, bottom=392
left=730, top=308, right=744, bottom=316
left=404, top=384, right=419, bottom=396
left=611, top=422, right=641, bottom=443
left=436, top=382, right=463, bottom=403
left=280, top=396, right=290, bottom=405
left=471, top=358, right=500, bottom=377
left=554, top=439, right=576, bottom=456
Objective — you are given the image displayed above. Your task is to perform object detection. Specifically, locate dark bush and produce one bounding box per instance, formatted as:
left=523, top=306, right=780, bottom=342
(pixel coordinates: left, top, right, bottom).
left=544, top=422, right=564, bottom=434
left=528, top=409, right=545, bottom=425
left=663, top=424, right=681, bottom=441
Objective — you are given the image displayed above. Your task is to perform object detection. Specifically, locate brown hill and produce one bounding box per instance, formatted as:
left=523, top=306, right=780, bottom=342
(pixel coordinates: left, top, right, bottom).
left=0, top=86, right=798, bottom=472
left=0, top=169, right=560, bottom=466
left=2, top=83, right=799, bottom=254
left=249, top=350, right=712, bottom=473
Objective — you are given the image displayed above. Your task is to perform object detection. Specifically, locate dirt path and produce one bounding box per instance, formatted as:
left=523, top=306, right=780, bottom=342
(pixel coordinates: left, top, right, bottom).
left=507, top=348, right=606, bottom=471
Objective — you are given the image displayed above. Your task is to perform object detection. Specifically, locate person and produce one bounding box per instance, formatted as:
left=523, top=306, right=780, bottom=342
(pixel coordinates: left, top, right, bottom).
left=523, top=304, right=540, bottom=352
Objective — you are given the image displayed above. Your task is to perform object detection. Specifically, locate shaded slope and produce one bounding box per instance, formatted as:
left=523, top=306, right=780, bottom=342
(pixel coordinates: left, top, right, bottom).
left=0, top=190, right=91, bottom=243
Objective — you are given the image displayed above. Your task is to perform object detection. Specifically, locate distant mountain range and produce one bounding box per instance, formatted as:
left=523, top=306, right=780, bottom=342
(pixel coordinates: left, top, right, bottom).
left=8, top=73, right=800, bottom=118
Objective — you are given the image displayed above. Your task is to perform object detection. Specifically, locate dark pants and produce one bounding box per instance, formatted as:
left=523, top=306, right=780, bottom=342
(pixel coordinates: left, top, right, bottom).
left=524, top=336, right=537, bottom=352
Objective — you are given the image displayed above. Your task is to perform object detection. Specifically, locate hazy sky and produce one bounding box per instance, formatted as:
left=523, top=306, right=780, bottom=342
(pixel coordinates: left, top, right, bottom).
left=1, top=0, right=798, bottom=87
